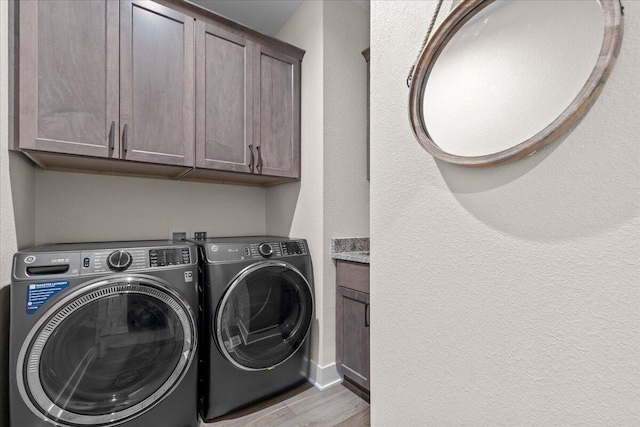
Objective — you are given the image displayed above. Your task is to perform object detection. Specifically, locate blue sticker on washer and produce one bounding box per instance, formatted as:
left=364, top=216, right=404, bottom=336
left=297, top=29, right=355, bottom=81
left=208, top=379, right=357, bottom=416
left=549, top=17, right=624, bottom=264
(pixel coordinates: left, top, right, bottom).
left=26, top=281, right=69, bottom=314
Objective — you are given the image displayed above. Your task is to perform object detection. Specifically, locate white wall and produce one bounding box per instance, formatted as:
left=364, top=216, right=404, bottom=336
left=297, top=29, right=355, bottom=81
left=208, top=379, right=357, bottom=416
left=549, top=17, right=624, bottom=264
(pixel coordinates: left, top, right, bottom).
left=371, top=1, right=639, bottom=425
left=9, top=154, right=36, bottom=251
left=35, top=170, right=266, bottom=244
left=2, top=3, right=36, bottom=425
left=1, top=0, right=36, bottom=286
left=268, top=0, right=325, bottom=365
left=268, top=0, right=370, bottom=369
left=0, top=2, right=11, bottom=422
left=1, top=4, right=10, bottom=425
left=322, top=0, right=370, bottom=365
left=0, top=0, right=14, bottom=286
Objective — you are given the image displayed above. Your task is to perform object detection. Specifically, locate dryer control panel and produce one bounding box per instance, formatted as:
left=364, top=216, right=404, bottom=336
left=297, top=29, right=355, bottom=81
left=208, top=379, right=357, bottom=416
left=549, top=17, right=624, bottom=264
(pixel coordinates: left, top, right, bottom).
left=206, top=240, right=307, bottom=263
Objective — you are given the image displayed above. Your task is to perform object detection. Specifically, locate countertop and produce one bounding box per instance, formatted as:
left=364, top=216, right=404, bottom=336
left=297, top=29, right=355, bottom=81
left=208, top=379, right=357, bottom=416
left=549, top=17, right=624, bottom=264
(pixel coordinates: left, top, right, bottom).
left=331, top=237, right=370, bottom=264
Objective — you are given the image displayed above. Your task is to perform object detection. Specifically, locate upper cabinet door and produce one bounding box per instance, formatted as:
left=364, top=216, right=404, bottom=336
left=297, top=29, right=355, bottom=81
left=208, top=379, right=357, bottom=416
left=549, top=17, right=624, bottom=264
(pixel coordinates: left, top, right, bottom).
left=253, top=45, right=301, bottom=179
left=19, top=0, right=119, bottom=158
left=196, top=22, right=253, bottom=173
left=120, top=0, right=195, bottom=166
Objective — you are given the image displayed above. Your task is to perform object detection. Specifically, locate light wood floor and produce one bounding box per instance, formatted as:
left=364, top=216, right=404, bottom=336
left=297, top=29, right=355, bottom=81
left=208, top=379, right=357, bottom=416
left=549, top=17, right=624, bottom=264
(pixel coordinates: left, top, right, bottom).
left=201, top=383, right=370, bottom=427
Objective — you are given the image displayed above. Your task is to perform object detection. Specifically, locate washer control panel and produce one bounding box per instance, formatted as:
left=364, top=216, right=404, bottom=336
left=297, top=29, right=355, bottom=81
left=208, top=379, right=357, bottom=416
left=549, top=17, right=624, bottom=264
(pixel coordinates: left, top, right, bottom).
left=206, top=240, right=307, bottom=262
left=12, top=245, right=195, bottom=280
left=149, top=248, right=191, bottom=268
left=80, top=246, right=192, bottom=275
left=81, top=248, right=147, bottom=274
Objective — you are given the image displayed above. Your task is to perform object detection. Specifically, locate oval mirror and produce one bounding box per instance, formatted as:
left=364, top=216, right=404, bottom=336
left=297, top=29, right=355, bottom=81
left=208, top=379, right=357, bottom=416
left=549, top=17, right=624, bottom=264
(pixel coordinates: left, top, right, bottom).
left=409, top=0, right=623, bottom=167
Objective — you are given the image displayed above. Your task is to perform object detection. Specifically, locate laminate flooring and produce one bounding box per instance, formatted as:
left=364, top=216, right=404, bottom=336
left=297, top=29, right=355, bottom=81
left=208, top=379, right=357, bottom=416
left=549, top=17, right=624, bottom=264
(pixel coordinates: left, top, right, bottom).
left=201, top=383, right=370, bottom=427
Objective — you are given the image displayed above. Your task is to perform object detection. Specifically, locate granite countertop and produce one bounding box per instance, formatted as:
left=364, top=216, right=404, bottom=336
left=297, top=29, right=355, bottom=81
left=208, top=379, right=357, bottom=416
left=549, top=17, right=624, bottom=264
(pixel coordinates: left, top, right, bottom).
left=331, top=237, right=369, bottom=264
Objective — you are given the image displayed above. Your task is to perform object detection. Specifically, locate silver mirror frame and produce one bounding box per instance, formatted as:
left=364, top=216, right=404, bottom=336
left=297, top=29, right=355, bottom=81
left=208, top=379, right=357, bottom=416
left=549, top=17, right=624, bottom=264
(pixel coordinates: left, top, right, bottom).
left=408, top=0, right=624, bottom=167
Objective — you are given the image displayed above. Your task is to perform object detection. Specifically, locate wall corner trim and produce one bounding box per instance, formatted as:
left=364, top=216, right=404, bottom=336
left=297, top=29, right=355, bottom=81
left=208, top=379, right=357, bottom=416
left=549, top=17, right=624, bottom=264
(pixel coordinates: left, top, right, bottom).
left=307, top=361, right=342, bottom=390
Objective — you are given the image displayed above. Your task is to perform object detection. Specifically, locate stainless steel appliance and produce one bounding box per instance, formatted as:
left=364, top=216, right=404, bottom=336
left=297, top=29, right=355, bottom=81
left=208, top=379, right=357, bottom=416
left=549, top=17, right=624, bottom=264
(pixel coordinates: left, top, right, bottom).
left=193, top=236, right=314, bottom=421
left=9, top=241, right=199, bottom=427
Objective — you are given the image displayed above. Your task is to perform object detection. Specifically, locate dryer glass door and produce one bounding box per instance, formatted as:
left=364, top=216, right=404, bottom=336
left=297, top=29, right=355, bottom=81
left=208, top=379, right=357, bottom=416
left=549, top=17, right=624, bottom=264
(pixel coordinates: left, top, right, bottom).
left=217, top=262, right=314, bottom=371
left=18, top=278, right=196, bottom=426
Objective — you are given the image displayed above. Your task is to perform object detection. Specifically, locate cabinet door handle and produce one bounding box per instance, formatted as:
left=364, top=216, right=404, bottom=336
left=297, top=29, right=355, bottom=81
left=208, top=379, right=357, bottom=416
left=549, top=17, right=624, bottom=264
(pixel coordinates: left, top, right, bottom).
left=365, top=303, right=370, bottom=327
left=109, top=121, right=115, bottom=151
left=256, top=145, right=263, bottom=173
left=248, top=144, right=254, bottom=172
left=122, top=124, right=128, bottom=152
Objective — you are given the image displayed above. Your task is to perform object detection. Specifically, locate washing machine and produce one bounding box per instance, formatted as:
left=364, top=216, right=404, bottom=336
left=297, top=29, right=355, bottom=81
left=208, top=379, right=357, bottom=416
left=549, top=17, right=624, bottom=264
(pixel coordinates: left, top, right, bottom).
left=9, top=241, right=199, bottom=427
left=193, top=236, right=314, bottom=421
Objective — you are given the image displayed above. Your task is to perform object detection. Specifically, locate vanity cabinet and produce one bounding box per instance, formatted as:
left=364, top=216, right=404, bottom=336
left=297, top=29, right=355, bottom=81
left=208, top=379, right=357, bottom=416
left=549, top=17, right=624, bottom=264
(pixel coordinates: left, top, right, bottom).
left=14, top=0, right=303, bottom=185
left=336, top=260, right=370, bottom=396
left=18, top=0, right=194, bottom=168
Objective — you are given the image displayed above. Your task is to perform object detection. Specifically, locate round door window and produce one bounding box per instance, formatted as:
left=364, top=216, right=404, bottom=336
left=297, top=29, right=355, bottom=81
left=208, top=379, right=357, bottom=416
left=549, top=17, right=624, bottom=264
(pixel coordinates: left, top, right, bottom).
left=17, top=279, right=196, bottom=426
left=216, top=262, right=313, bottom=371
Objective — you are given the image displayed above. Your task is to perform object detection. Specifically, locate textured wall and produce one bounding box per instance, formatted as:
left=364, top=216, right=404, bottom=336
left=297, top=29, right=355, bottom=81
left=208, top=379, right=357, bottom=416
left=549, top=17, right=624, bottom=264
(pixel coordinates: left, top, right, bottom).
left=321, top=0, right=370, bottom=366
left=268, top=0, right=370, bottom=368
left=35, top=170, right=266, bottom=244
left=0, top=0, right=14, bottom=287
left=0, top=0, right=11, bottom=285
left=9, top=154, right=35, bottom=251
left=0, top=3, right=10, bottom=425
left=268, top=0, right=325, bottom=365
left=371, top=1, right=640, bottom=425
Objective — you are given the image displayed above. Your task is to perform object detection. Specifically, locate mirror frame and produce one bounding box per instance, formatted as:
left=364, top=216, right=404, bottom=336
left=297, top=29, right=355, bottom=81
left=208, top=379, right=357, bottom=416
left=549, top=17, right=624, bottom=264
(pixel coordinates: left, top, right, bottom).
left=408, top=0, right=624, bottom=167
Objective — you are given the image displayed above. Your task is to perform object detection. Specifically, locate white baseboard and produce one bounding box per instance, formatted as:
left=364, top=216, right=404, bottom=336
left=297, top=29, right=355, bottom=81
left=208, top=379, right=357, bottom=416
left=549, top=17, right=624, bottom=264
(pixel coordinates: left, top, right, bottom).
left=308, top=361, right=342, bottom=390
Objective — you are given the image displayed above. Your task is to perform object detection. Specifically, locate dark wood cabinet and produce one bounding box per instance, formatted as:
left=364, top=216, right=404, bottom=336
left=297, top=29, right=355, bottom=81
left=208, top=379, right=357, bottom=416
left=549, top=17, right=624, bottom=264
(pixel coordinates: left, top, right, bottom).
left=336, top=260, right=370, bottom=395
left=120, top=0, right=195, bottom=167
left=253, top=45, right=301, bottom=179
left=337, top=286, right=370, bottom=390
left=18, top=0, right=194, bottom=169
left=196, top=22, right=254, bottom=173
left=18, top=0, right=119, bottom=158
left=192, top=18, right=301, bottom=180
left=14, top=0, right=303, bottom=185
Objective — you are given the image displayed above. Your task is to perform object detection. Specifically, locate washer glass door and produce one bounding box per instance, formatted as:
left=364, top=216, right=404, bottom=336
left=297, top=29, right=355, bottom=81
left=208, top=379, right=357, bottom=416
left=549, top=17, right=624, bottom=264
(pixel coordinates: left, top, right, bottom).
left=217, top=262, right=313, bottom=371
left=19, top=278, right=196, bottom=425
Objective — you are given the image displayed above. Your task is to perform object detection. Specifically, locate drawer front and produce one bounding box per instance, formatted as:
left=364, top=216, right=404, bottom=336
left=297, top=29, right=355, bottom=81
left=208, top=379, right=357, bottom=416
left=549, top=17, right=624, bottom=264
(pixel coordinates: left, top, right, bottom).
left=336, top=260, right=369, bottom=294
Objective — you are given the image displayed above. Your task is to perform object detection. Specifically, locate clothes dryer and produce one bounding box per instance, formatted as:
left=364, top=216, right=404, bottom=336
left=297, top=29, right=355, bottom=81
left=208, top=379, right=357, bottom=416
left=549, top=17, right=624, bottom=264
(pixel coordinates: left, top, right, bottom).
left=193, top=237, right=314, bottom=421
left=9, top=241, right=199, bottom=427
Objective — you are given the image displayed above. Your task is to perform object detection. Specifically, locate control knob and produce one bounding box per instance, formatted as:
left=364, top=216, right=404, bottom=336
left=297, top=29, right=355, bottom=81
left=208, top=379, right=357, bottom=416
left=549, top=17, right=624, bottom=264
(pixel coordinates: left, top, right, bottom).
left=258, top=243, right=273, bottom=258
left=107, top=250, right=133, bottom=272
